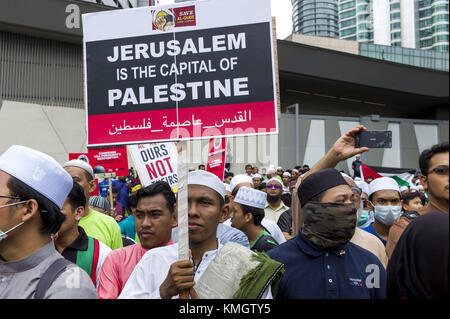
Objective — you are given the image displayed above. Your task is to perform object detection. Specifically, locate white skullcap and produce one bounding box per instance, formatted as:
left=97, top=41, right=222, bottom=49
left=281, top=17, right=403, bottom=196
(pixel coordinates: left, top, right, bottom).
left=277, top=166, right=283, bottom=170
left=341, top=172, right=352, bottom=180
left=399, top=186, right=409, bottom=192
left=230, top=174, right=253, bottom=193
left=267, top=167, right=276, bottom=174
left=188, top=170, right=225, bottom=199
left=223, top=182, right=231, bottom=193
left=234, top=186, right=267, bottom=209
left=0, top=145, right=73, bottom=209
left=292, top=169, right=299, bottom=173
left=355, top=181, right=370, bottom=195
left=368, top=177, right=400, bottom=197
left=252, top=173, right=262, bottom=179
left=283, top=172, right=291, bottom=177
left=267, top=177, right=282, bottom=186
left=63, top=159, right=94, bottom=179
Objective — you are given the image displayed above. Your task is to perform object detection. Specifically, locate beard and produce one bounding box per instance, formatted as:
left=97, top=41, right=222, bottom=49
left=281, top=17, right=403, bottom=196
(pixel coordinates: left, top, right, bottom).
left=267, top=194, right=281, bottom=204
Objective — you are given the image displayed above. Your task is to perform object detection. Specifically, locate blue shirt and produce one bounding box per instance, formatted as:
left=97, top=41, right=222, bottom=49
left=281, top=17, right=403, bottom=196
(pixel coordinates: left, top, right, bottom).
left=362, top=223, right=387, bottom=246
left=118, top=215, right=136, bottom=240
left=112, top=179, right=129, bottom=209
left=98, top=180, right=109, bottom=198
left=267, top=230, right=386, bottom=299
left=171, top=223, right=250, bottom=248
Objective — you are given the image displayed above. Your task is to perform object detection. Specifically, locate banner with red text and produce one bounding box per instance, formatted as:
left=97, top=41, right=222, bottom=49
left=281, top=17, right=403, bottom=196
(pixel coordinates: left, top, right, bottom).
left=69, top=146, right=129, bottom=177
left=128, top=143, right=178, bottom=191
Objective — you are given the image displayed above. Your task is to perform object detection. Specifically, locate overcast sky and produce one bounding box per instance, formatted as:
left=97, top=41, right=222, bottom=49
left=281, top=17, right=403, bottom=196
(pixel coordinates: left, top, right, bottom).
left=155, top=0, right=293, bottom=39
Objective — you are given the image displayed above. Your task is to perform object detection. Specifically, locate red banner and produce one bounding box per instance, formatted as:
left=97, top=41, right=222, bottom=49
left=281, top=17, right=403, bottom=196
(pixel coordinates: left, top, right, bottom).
left=70, top=146, right=129, bottom=177
left=206, top=138, right=226, bottom=181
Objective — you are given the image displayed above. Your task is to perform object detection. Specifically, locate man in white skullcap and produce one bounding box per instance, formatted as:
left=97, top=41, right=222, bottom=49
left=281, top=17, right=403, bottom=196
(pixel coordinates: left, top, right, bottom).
left=0, top=145, right=97, bottom=299
left=231, top=187, right=278, bottom=252
left=264, top=178, right=290, bottom=224
left=282, top=172, right=291, bottom=194
left=228, top=175, right=286, bottom=245
left=361, top=177, right=402, bottom=246
left=63, top=160, right=122, bottom=251
left=252, top=173, right=263, bottom=189
left=341, top=175, right=388, bottom=268
left=119, top=170, right=280, bottom=299
left=170, top=177, right=250, bottom=248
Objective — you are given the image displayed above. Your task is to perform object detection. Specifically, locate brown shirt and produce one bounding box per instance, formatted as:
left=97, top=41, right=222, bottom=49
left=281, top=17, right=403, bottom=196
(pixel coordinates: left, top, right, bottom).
left=386, top=203, right=443, bottom=259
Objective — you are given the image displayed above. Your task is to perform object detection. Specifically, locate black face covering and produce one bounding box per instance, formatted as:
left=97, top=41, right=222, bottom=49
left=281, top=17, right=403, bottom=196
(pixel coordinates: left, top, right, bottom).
left=298, top=168, right=348, bottom=207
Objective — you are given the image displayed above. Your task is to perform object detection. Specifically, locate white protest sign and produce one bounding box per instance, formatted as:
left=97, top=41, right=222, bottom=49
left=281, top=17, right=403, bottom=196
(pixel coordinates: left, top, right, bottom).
left=128, top=143, right=178, bottom=192
left=82, top=0, right=277, bottom=147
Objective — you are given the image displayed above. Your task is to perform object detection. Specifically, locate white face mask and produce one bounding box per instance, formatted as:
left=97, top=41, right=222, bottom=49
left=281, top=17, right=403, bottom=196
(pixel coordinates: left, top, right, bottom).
left=373, top=205, right=402, bottom=226
left=0, top=201, right=27, bottom=242
left=356, top=201, right=370, bottom=227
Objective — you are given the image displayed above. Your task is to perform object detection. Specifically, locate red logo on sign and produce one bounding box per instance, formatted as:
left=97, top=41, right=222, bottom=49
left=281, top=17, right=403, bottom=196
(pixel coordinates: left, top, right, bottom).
left=173, top=6, right=196, bottom=28
left=151, top=5, right=196, bottom=31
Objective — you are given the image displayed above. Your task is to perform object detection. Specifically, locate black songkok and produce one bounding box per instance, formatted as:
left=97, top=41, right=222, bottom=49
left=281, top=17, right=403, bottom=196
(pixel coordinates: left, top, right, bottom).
left=298, top=168, right=348, bottom=207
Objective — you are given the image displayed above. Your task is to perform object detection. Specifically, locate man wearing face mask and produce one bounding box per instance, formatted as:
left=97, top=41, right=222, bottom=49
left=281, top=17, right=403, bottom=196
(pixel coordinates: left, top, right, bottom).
left=341, top=175, right=388, bottom=269
left=268, top=168, right=386, bottom=299
left=0, top=145, right=97, bottom=299
left=355, top=181, right=373, bottom=228
left=361, top=177, right=402, bottom=246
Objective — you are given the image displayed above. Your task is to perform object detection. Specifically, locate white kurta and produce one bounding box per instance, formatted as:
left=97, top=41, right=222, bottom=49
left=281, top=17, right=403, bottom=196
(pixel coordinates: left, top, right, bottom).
left=118, top=241, right=272, bottom=299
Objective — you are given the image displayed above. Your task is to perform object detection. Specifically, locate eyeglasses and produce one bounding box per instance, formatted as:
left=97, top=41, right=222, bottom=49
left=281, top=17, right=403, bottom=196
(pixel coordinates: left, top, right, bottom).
left=266, top=184, right=281, bottom=189
left=0, top=195, right=21, bottom=200
left=0, top=195, right=26, bottom=209
left=428, top=165, right=449, bottom=176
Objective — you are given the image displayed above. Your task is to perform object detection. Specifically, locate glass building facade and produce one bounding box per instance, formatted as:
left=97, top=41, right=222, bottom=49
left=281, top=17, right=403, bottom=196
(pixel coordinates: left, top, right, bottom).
left=338, top=0, right=374, bottom=42
left=292, top=0, right=340, bottom=38
left=335, top=0, right=449, bottom=52
left=418, top=0, right=449, bottom=51
left=359, top=42, right=449, bottom=71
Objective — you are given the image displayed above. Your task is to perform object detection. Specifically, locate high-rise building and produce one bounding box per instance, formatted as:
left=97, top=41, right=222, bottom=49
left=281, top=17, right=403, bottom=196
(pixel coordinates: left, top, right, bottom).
left=338, top=0, right=376, bottom=43
left=292, top=0, right=339, bottom=38
left=418, top=0, right=449, bottom=51
left=294, top=0, right=449, bottom=52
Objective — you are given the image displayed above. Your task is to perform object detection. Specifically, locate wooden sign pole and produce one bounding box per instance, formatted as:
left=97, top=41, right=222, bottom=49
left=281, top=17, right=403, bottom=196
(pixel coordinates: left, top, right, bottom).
left=177, top=141, right=190, bottom=299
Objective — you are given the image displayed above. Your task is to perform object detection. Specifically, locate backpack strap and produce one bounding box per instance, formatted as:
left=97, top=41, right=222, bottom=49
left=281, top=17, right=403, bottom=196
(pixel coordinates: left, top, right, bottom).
left=35, top=258, right=72, bottom=299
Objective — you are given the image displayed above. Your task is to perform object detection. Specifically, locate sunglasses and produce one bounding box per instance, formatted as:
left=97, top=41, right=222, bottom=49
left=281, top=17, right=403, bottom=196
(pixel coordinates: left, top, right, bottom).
left=266, top=184, right=281, bottom=189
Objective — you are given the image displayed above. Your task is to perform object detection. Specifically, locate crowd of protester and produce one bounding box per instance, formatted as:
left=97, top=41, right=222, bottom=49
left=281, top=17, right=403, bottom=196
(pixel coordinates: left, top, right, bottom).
left=0, top=126, right=448, bottom=299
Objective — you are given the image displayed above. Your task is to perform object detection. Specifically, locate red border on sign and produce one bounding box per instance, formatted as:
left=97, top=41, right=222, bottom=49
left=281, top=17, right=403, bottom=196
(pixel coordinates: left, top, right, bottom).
left=87, top=101, right=276, bottom=146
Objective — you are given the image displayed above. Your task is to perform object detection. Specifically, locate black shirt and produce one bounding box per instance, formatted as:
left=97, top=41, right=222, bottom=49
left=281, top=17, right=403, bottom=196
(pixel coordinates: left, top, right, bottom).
left=251, top=227, right=278, bottom=253
left=61, top=226, right=89, bottom=263
left=277, top=209, right=292, bottom=235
